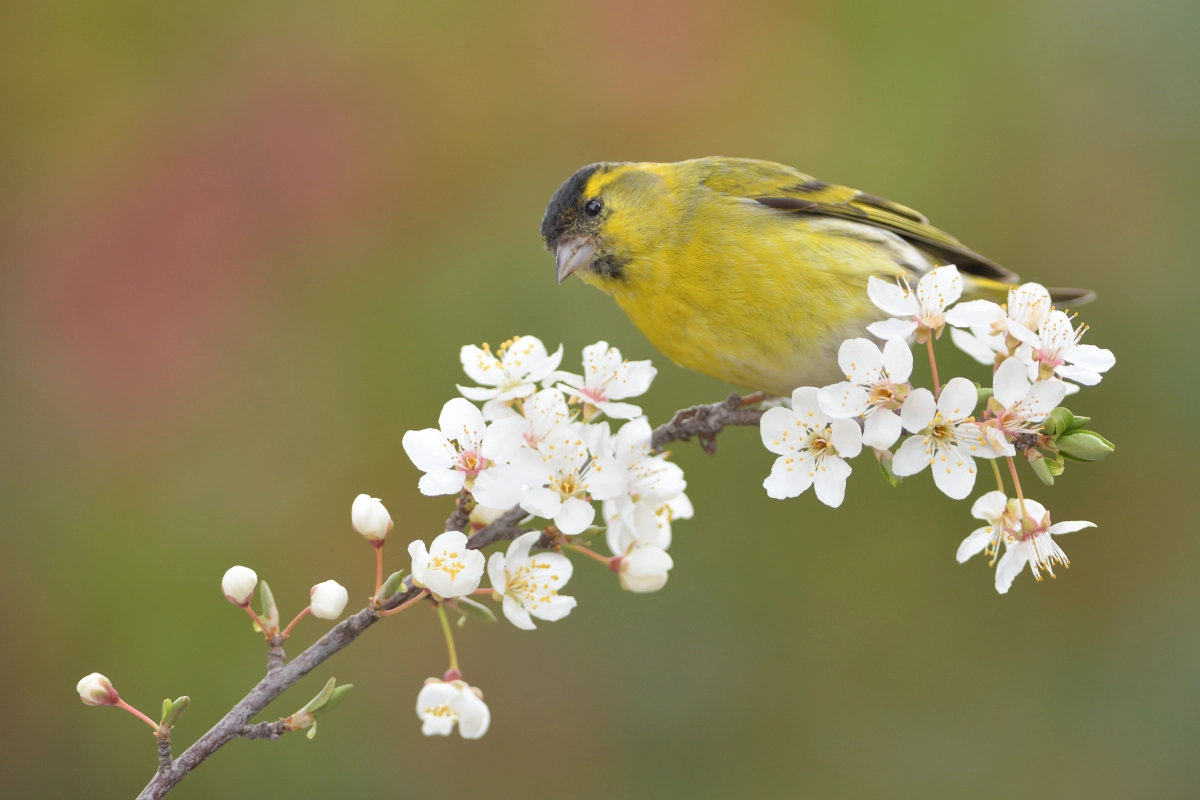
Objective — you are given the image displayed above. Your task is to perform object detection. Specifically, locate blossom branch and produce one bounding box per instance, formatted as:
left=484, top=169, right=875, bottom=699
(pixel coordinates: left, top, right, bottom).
left=650, top=392, right=765, bottom=455
left=134, top=393, right=760, bottom=799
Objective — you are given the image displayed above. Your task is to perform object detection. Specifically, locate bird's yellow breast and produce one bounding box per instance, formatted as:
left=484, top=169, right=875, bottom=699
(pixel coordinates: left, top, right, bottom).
left=582, top=180, right=912, bottom=395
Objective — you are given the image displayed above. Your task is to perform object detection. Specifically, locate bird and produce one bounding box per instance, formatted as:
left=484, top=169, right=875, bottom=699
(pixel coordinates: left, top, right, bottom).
left=540, top=156, right=1092, bottom=396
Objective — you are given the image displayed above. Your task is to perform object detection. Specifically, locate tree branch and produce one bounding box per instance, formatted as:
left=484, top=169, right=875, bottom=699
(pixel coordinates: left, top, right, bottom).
left=134, top=393, right=762, bottom=798
left=651, top=392, right=764, bottom=454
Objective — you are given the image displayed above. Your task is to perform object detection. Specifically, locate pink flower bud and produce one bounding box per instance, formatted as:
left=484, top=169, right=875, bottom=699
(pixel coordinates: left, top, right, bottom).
left=77, top=673, right=120, bottom=706
left=221, top=566, right=258, bottom=606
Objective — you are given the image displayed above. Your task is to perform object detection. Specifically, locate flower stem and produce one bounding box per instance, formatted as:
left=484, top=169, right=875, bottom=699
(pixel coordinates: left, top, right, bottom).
left=435, top=603, right=458, bottom=673
left=469, top=587, right=495, bottom=596
left=374, top=546, right=384, bottom=598
left=379, top=589, right=429, bottom=617
left=280, top=607, right=311, bottom=639
left=117, top=700, right=161, bottom=732
left=242, top=605, right=269, bottom=638
left=564, top=542, right=613, bottom=568
left=926, top=337, right=941, bottom=398
left=1006, top=456, right=1030, bottom=518
left=990, top=458, right=1005, bottom=494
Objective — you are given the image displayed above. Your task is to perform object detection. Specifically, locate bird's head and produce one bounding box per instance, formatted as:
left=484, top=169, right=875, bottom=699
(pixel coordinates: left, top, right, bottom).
left=540, top=162, right=666, bottom=289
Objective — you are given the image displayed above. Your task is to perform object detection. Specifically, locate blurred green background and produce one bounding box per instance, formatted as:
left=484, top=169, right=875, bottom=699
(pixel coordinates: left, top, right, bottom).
left=1, top=2, right=1197, bottom=798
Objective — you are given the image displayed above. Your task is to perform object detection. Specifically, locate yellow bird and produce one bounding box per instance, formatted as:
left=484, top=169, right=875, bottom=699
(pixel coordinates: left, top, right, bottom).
left=541, top=157, right=1091, bottom=396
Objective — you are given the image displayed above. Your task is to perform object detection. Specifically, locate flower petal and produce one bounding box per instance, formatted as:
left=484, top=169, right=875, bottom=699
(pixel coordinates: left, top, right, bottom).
left=470, top=465, right=523, bottom=509
left=487, top=551, right=507, bottom=594
left=837, top=338, right=884, bottom=384
left=931, top=447, right=978, bottom=500
left=520, top=486, right=562, bottom=519
left=993, top=356, right=1031, bottom=409
left=867, top=276, right=919, bottom=317
left=950, top=327, right=1001, bottom=366
left=530, top=594, right=577, bottom=622
left=900, top=388, right=936, bottom=432
left=881, top=336, right=914, bottom=382
left=555, top=497, right=596, bottom=535
left=936, top=377, right=978, bottom=421
left=994, top=545, right=1027, bottom=594
left=402, top=428, right=457, bottom=472
left=1046, top=520, right=1096, bottom=535
left=956, top=526, right=995, bottom=563
left=595, top=400, right=643, bottom=420
left=439, top=398, right=486, bottom=447
left=861, top=408, right=902, bottom=450
left=917, top=265, right=963, bottom=312
left=760, top=406, right=798, bottom=455
left=818, top=382, right=871, bottom=419
left=763, top=455, right=814, bottom=499
left=459, top=345, right=502, bottom=387
left=971, top=490, right=1008, bottom=522
left=418, top=468, right=466, bottom=497
left=457, top=384, right=500, bottom=401
left=891, top=435, right=929, bottom=476
left=813, top=457, right=851, bottom=507
left=868, top=318, right=918, bottom=340
left=608, top=360, right=657, bottom=400
left=945, top=299, right=1002, bottom=328
left=502, top=593, right=536, bottom=630
left=829, top=418, right=862, bottom=458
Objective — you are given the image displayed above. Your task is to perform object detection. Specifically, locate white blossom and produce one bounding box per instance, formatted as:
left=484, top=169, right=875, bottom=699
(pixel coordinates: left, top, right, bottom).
left=554, top=341, right=657, bottom=420
left=408, top=531, right=486, bottom=598
left=1020, top=310, right=1115, bottom=386
left=402, top=398, right=524, bottom=507
left=760, top=387, right=863, bottom=506
left=993, top=499, right=1095, bottom=593
left=604, top=493, right=692, bottom=555
left=77, top=673, right=119, bottom=706
left=949, top=283, right=1052, bottom=365
left=616, top=543, right=674, bottom=593
left=309, top=580, right=349, bottom=620
left=221, top=566, right=258, bottom=606
left=592, top=417, right=687, bottom=535
left=482, top=387, right=573, bottom=449
left=818, top=337, right=912, bottom=449
left=416, top=679, right=490, bottom=739
left=486, top=530, right=576, bottom=629
left=892, top=378, right=997, bottom=499
left=514, top=427, right=626, bottom=535
left=981, top=357, right=1066, bottom=456
left=457, top=336, right=563, bottom=402
left=867, top=265, right=976, bottom=341
left=956, top=491, right=1015, bottom=565
left=351, top=494, right=392, bottom=542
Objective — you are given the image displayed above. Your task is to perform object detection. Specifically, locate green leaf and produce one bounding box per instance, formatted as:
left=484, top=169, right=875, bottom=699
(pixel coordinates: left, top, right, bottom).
left=258, top=580, right=280, bottom=633
left=1028, top=453, right=1054, bottom=486
left=976, top=386, right=994, bottom=404
left=1057, top=431, right=1115, bottom=462
left=161, top=699, right=172, bottom=724
left=1066, top=414, right=1091, bottom=432
left=376, top=570, right=406, bottom=601
left=162, top=696, right=189, bottom=727
left=1046, top=454, right=1066, bottom=477
left=301, top=678, right=338, bottom=714
left=313, top=684, right=354, bottom=717
left=455, top=596, right=497, bottom=623
left=877, top=451, right=900, bottom=487
left=1042, top=407, right=1075, bottom=437
left=306, top=721, right=318, bottom=739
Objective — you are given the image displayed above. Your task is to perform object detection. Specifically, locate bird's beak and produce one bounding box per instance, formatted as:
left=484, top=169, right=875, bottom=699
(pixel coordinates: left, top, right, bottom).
left=555, top=237, right=596, bottom=283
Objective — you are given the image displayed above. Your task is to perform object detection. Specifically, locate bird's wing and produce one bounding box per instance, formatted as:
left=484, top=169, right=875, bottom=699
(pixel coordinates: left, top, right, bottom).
left=700, top=160, right=1017, bottom=283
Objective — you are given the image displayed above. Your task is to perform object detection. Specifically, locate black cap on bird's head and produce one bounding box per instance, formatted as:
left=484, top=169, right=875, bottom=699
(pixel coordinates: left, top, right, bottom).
left=541, top=162, right=612, bottom=283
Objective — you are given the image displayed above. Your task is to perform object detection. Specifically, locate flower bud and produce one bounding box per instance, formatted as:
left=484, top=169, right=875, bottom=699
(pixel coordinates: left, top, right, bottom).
left=310, top=580, right=349, bottom=620
left=352, top=494, right=393, bottom=543
left=1057, top=431, right=1115, bottom=462
left=221, top=566, right=258, bottom=606
left=77, top=673, right=120, bottom=706
left=617, top=544, right=674, bottom=593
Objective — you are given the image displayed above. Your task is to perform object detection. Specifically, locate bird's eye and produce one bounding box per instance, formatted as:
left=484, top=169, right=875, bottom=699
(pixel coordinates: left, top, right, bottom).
left=584, top=198, right=603, bottom=217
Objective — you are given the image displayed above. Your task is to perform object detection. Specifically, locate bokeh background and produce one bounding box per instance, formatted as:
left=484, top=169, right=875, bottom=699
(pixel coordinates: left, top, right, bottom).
left=2, top=2, right=1197, bottom=798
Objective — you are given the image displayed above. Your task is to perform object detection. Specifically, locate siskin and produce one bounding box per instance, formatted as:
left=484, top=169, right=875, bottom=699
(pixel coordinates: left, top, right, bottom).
left=541, top=157, right=1091, bottom=396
